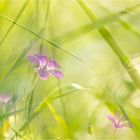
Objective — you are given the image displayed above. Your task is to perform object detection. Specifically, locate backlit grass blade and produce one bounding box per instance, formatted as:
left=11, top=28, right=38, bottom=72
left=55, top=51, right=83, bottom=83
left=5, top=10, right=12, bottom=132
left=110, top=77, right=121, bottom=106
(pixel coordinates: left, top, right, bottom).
left=10, top=97, right=69, bottom=140
left=42, top=0, right=50, bottom=29
left=51, top=89, right=77, bottom=100
left=57, top=23, right=93, bottom=43
left=0, top=12, right=101, bottom=84
left=110, top=91, right=140, bottom=139
left=0, top=108, right=27, bottom=121
left=98, top=3, right=140, bottom=37
left=0, top=13, right=83, bottom=63
left=0, top=40, right=36, bottom=81
left=87, top=79, right=139, bottom=139
left=25, top=75, right=38, bottom=118
left=0, top=0, right=29, bottom=47
left=57, top=3, right=140, bottom=43
left=1, top=1, right=50, bottom=81
left=10, top=86, right=80, bottom=139
left=10, top=127, right=23, bottom=138
left=78, top=0, right=140, bottom=90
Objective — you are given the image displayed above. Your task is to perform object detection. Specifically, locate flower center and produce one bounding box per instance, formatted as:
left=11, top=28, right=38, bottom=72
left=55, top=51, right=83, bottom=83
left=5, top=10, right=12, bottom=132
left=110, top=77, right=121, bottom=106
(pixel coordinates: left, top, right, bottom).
left=38, top=61, right=55, bottom=71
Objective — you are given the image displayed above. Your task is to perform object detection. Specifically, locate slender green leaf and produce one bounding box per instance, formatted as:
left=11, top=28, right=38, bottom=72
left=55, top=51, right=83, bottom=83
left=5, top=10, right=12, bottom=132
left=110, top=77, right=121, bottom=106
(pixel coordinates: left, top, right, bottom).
left=1, top=1, right=51, bottom=81
left=0, top=13, right=83, bottom=63
left=10, top=85, right=81, bottom=139
left=98, top=3, right=140, bottom=37
left=57, top=3, right=140, bottom=43
left=0, top=0, right=29, bottom=47
left=78, top=0, right=140, bottom=90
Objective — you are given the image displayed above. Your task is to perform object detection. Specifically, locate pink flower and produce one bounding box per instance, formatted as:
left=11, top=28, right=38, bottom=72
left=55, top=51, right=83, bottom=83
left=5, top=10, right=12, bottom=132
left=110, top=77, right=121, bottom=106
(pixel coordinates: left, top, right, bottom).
left=107, top=113, right=132, bottom=129
left=28, top=54, right=63, bottom=80
left=0, top=94, right=12, bottom=104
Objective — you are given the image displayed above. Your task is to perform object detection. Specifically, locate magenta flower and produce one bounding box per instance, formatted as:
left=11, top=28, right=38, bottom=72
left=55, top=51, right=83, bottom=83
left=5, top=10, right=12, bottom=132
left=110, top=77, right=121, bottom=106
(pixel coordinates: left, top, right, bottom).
left=28, top=54, right=64, bottom=80
left=107, top=113, right=132, bottom=129
left=0, top=94, right=12, bottom=104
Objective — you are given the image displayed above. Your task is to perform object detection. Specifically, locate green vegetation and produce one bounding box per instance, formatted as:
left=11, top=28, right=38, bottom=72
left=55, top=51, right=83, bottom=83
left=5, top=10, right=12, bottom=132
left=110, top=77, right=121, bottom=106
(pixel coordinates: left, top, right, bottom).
left=0, top=0, right=140, bottom=139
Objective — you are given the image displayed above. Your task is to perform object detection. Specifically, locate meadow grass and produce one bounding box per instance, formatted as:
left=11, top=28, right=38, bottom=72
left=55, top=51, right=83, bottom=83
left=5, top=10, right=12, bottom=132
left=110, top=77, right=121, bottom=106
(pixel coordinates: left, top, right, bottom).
left=0, top=0, right=140, bottom=140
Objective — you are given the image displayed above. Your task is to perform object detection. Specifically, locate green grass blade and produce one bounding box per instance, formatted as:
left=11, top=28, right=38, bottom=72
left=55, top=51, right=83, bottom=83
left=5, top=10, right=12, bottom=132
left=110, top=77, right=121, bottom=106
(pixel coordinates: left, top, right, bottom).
left=98, top=3, right=140, bottom=37
left=0, top=108, right=26, bottom=121
left=44, top=101, right=68, bottom=134
left=10, top=85, right=80, bottom=139
left=10, top=127, right=23, bottom=138
left=57, top=3, right=140, bottom=43
left=1, top=1, right=51, bottom=81
left=78, top=0, right=140, bottom=90
left=0, top=40, right=35, bottom=81
left=0, top=0, right=29, bottom=47
left=42, top=0, right=50, bottom=29
left=0, top=12, right=101, bottom=83
left=26, top=90, right=34, bottom=117
left=0, top=13, right=83, bottom=63
left=111, top=91, right=139, bottom=139
left=10, top=97, right=68, bottom=140
left=51, top=89, right=77, bottom=100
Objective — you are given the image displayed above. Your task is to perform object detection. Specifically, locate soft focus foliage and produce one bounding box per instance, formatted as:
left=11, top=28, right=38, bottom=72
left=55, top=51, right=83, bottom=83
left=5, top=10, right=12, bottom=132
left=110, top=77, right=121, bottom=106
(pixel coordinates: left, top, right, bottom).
left=0, top=0, right=140, bottom=139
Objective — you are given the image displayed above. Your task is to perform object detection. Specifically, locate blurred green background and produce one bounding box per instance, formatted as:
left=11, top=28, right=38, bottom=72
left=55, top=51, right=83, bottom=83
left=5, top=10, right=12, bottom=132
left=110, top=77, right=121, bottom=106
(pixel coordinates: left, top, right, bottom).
left=0, top=0, right=140, bottom=139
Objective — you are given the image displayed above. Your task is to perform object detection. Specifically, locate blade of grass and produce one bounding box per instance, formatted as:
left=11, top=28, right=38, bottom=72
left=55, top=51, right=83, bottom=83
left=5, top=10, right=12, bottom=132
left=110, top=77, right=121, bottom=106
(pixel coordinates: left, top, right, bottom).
left=78, top=1, right=140, bottom=138
left=57, top=3, right=140, bottom=43
left=25, top=75, right=38, bottom=118
left=48, top=2, right=69, bottom=133
left=42, top=0, right=50, bottom=29
left=1, top=0, right=50, bottom=81
left=0, top=40, right=35, bottom=81
left=24, top=75, right=38, bottom=140
left=10, top=98, right=68, bottom=140
left=0, top=108, right=27, bottom=121
left=51, top=89, right=77, bottom=100
left=99, top=83, right=139, bottom=139
left=87, top=75, right=139, bottom=139
left=10, top=127, right=23, bottom=138
left=110, top=91, right=139, bottom=139
left=0, top=13, right=83, bottom=63
left=0, top=11, right=101, bottom=84
left=78, top=0, right=140, bottom=90
left=0, top=10, right=136, bottom=86
left=0, top=0, right=29, bottom=47
left=98, top=3, right=140, bottom=38
left=35, top=0, right=39, bottom=29
left=10, top=86, right=81, bottom=139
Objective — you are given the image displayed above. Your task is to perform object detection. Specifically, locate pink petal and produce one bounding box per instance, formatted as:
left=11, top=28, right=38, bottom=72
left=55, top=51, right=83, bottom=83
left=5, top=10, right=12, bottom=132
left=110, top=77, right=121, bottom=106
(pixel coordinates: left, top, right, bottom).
left=48, top=60, right=61, bottom=68
left=35, top=54, right=48, bottom=63
left=38, top=69, right=49, bottom=80
left=28, top=56, right=39, bottom=65
left=107, top=115, right=116, bottom=123
left=0, top=95, right=12, bottom=104
left=51, top=70, right=63, bottom=79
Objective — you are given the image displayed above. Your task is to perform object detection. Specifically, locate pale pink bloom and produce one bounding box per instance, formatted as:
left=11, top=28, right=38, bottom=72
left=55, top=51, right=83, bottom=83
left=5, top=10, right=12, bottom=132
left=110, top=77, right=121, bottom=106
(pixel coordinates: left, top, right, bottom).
left=107, top=113, right=132, bottom=129
left=28, top=54, right=63, bottom=80
left=0, top=94, right=12, bottom=104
